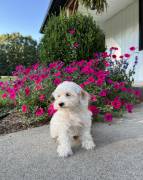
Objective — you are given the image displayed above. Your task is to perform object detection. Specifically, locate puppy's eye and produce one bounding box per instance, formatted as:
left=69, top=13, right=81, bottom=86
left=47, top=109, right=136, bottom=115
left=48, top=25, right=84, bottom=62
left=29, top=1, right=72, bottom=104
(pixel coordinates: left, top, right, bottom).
left=57, top=95, right=60, bottom=98
left=66, top=93, right=71, bottom=97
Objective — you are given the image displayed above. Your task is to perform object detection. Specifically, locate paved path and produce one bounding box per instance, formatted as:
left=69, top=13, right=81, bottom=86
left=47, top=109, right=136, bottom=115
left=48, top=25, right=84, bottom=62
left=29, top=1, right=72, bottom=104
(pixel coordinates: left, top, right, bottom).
left=0, top=104, right=143, bottom=180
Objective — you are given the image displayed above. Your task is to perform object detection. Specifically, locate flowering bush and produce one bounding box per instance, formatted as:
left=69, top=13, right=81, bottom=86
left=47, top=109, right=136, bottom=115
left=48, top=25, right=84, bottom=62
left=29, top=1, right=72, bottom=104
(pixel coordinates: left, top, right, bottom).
left=108, top=46, right=138, bottom=84
left=39, top=13, right=105, bottom=64
left=0, top=47, right=141, bottom=123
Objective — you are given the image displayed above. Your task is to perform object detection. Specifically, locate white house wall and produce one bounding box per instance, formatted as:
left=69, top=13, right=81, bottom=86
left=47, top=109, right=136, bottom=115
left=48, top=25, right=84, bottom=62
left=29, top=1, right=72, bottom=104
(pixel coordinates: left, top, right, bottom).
left=79, top=0, right=143, bottom=83
left=103, top=0, right=143, bottom=83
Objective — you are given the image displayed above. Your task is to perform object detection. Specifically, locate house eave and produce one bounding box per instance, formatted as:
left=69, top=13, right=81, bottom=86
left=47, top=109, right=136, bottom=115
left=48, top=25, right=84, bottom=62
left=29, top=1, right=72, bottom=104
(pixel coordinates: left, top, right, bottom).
left=40, top=0, right=68, bottom=33
left=40, top=0, right=54, bottom=33
left=79, top=0, right=135, bottom=23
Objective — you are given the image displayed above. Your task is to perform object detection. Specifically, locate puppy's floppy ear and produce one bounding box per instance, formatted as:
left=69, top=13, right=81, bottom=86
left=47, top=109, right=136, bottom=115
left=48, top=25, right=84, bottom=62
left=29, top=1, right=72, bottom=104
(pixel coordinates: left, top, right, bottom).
left=80, top=90, right=89, bottom=99
left=80, top=90, right=90, bottom=107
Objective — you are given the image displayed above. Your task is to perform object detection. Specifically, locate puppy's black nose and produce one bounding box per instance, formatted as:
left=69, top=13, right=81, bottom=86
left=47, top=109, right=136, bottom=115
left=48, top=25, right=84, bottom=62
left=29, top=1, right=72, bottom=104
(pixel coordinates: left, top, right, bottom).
left=59, top=102, right=64, bottom=107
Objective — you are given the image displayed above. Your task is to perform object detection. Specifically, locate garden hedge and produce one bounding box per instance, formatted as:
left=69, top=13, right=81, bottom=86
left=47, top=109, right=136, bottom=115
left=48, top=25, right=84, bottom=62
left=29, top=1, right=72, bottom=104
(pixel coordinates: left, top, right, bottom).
left=39, top=13, right=105, bottom=64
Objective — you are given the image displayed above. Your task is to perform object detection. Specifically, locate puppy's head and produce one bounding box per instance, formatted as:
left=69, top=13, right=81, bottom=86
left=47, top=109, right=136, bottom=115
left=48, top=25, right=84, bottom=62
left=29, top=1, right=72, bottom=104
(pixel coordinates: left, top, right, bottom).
left=52, top=81, right=90, bottom=110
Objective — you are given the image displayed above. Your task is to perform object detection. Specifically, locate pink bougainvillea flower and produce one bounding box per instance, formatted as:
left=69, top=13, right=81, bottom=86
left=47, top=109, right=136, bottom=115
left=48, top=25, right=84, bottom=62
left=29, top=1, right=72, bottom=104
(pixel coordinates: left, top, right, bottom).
left=96, top=70, right=107, bottom=80
left=47, top=103, right=57, bottom=117
left=9, top=91, right=16, bottom=100
left=125, top=103, right=133, bottom=113
left=54, top=71, right=61, bottom=77
left=107, top=79, right=113, bottom=84
left=22, top=77, right=27, bottom=83
left=41, top=74, right=47, bottom=80
left=68, top=28, right=76, bottom=35
left=25, top=87, right=30, bottom=96
left=119, top=55, right=124, bottom=59
left=35, top=107, right=44, bottom=116
left=87, top=76, right=95, bottom=83
left=77, top=60, right=85, bottom=67
left=22, top=104, right=27, bottom=113
left=110, top=47, right=118, bottom=51
left=1, top=93, right=7, bottom=99
left=35, top=84, right=43, bottom=91
left=101, top=52, right=108, bottom=58
left=49, top=62, right=58, bottom=69
left=93, top=52, right=99, bottom=58
left=104, top=113, right=113, bottom=122
left=0, top=81, right=3, bottom=87
left=87, top=59, right=94, bottom=66
left=65, top=76, right=72, bottom=81
left=121, top=87, right=127, bottom=92
left=24, top=67, right=31, bottom=75
left=39, top=94, right=45, bottom=102
left=104, top=61, right=110, bottom=67
left=133, top=90, right=141, bottom=97
left=65, top=67, right=77, bottom=74
left=15, top=65, right=25, bottom=73
left=83, top=81, right=90, bottom=86
left=81, top=66, right=94, bottom=75
left=88, top=105, right=99, bottom=115
left=35, top=77, right=43, bottom=84
left=127, top=88, right=133, bottom=94
left=120, top=82, right=125, bottom=87
left=112, top=54, right=117, bottom=59
left=130, top=46, right=135, bottom=51
left=111, top=98, right=121, bottom=110
left=53, top=78, right=62, bottom=85
left=99, top=89, right=107, bottom=97
left=79, top=83, right=85, bottom=88
left=124, top=53, right=130, bottom=58
left=90, top=95, right=97, bottom=102
left=33, top=63, right=39, bottom=70
left=114, top=82, right=120, bottom=90
left=110, top=47, right=114, bottom=51
left=73, top=42, right=79, bottom=48
left=96, top=79, right=104, bottom=86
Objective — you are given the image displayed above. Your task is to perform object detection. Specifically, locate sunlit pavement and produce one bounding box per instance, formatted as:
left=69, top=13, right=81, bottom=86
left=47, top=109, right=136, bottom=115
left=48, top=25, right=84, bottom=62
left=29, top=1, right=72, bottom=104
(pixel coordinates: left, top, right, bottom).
left=0, top=103, right=143, bottom=180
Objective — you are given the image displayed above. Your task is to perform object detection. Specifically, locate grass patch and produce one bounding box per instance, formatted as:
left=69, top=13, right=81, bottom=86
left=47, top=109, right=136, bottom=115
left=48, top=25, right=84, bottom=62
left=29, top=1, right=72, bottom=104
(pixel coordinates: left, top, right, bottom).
left=0, top=76, right=15, bottom=82
left=0, top=90, right=4, bottom=101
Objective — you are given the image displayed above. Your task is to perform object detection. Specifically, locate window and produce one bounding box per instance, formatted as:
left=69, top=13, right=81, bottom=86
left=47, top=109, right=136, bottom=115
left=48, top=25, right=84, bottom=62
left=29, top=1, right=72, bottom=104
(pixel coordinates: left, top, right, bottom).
left=139, top=0, right=143, bottom=50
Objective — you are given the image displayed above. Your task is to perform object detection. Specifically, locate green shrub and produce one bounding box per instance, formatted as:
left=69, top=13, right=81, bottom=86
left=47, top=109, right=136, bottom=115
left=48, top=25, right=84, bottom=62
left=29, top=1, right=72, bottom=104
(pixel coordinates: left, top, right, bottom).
left=0, top=33, right=38, bottom=75
left=39, top=13, right=105, bottom=64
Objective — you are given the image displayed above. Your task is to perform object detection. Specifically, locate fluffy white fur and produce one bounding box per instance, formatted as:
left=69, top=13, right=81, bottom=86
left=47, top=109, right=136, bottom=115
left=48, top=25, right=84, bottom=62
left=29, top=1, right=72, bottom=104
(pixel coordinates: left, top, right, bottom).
left=50, top=81, right=95, bottom=157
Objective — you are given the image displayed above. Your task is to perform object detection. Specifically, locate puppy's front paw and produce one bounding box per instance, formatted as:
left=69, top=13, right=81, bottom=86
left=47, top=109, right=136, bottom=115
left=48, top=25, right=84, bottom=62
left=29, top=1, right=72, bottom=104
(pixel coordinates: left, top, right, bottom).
left=57, top=145, right=73, bottom=157
left=82, top=140, right=96, bottom=150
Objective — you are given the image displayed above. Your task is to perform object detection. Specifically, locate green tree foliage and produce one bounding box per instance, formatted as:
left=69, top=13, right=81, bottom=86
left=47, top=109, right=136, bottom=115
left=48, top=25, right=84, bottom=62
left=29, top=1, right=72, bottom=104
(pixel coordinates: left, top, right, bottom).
left=0, top=33, right=38, bottom=75
left=39, top=13, right=105, bottom=64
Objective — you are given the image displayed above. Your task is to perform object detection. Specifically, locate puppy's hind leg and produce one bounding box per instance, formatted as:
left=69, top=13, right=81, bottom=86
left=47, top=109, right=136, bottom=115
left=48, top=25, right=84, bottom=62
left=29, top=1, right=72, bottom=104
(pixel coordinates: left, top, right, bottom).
left=81, top=127, right=95, bottom=150
left=57, top=129, right=73, bottom=157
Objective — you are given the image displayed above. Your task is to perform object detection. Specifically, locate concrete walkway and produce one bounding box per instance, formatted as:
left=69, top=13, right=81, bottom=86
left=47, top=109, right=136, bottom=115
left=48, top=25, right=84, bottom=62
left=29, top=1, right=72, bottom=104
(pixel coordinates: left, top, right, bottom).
left=0, top=104, right=143, bottom=180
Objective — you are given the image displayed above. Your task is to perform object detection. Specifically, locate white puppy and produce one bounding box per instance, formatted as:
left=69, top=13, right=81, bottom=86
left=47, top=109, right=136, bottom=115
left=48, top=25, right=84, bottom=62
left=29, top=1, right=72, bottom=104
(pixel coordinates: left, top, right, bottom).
left=50, top=81, right=95, bottom=157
